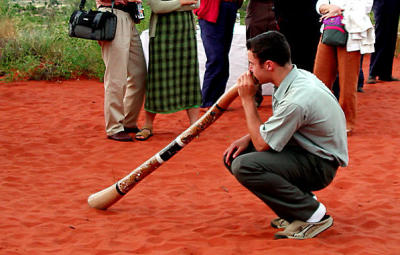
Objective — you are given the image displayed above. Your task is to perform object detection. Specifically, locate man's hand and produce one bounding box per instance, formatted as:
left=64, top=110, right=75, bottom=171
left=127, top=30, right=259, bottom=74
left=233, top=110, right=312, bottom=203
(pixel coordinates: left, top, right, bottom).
left=237, top=71, right=258, bottom=103
left=128, top=0, right=142, bottom=3
left=223, top=135, right=251, bottom=166
left=235, top=71, right=270, bottom=152
left=180, top=0, right=198, bottom=6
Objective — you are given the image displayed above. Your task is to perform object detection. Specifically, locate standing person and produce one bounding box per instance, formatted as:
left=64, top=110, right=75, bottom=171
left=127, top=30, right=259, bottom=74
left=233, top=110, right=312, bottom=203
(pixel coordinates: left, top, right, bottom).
left=97, top=0, right=147, bottom=142
left=135, top=0, right=202, bottom=141
left=274, top=0, right=321, bottom=72
left=313, top=0, right=375, bottom=134
left=366, top=0, right=400, bottom=84
left=194, top=0, right=244, bottom=109
left=332, top=57, right=366, bottom=100
left=245, top=0, right=277, bottom=39
left=224, top=31, right=348, bottom=239
left=245, top=0, right=278, bottom=107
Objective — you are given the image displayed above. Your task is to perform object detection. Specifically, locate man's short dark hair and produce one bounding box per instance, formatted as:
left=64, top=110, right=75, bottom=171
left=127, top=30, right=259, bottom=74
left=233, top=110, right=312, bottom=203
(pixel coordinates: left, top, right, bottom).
left=246, top=31, right=291, bottom=66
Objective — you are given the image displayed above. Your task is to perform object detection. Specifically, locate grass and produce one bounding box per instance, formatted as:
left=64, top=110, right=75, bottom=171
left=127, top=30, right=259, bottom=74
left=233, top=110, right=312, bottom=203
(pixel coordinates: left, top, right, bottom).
left=0, top=0, right=151, bottom=81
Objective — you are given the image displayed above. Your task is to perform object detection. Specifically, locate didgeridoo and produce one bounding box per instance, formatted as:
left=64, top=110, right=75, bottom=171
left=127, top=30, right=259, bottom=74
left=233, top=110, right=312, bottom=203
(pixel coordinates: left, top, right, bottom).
left=88, top=84, right=239, bottom=210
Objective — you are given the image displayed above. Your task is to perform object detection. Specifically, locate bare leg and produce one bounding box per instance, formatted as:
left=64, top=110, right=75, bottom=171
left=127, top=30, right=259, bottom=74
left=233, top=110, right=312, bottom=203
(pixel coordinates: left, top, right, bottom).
left=142, top=111, right=156, bottom=129
left=135, top=111, right=156, bottom=141
left=186, top=108, right=200, bottom=125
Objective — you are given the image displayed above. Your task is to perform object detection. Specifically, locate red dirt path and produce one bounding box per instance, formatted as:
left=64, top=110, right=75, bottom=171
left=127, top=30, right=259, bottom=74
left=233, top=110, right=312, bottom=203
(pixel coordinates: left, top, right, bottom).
left=0, top=56, right=399, bottom=254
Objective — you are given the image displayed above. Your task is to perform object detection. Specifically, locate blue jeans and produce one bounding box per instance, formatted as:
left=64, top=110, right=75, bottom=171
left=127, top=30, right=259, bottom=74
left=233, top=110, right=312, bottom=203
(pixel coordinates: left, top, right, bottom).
left=199, top=2, right=238, bottom=107
left=369, top=0, right=400, bottom=79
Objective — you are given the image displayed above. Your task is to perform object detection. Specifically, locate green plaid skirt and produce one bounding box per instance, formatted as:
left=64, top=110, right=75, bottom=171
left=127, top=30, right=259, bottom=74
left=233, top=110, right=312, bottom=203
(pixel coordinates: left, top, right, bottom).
left=144, top=11, right=202, bottom=114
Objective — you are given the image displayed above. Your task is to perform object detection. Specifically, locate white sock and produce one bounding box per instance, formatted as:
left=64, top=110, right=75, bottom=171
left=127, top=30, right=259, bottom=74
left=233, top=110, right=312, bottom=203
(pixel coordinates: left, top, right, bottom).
left=306, top=202, right=326, bottom=223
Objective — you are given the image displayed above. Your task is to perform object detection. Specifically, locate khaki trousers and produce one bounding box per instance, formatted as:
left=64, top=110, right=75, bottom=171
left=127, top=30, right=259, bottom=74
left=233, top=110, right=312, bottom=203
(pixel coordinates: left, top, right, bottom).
left=224, top=143, right=338, bottom=222
left=313, top=41, right=361, bottom=131
left=99, top=8, right=147, bottom=136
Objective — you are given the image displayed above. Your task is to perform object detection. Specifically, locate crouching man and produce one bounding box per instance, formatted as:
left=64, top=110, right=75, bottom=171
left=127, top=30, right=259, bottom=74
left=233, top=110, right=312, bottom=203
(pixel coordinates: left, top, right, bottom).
left=224, top=31, right=348, bottom=239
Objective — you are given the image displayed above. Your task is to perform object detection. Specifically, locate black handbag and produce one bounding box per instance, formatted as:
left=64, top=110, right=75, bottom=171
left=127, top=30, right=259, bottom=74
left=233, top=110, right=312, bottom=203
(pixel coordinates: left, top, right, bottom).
left=69, top=0, right=117, bottom=41
left=321, top=15, right=348, bottom=47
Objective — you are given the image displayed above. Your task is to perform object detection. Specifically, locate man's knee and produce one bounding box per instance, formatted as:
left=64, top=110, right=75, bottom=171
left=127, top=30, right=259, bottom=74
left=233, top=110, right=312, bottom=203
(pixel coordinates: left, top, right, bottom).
left=222, top=154, right=247, bottom=179
left=230, top=155, right=253, bottom=183
left=230, top=154, right=279, bottom=189
left=222, top=153, right=234, bottom=174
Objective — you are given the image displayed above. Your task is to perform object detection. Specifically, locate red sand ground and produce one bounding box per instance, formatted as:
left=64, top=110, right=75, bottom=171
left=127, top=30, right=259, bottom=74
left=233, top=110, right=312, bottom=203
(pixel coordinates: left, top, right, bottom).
left=0, top=56, right=400, bottom=255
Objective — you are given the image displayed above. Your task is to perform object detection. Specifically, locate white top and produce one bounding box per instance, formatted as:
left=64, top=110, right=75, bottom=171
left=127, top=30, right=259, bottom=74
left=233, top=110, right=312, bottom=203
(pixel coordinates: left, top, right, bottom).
left=148, top=0, right=200, bottom=38
left=316, top=0, right=375, bottom=54
left=316, top=0, right=372, bottom=15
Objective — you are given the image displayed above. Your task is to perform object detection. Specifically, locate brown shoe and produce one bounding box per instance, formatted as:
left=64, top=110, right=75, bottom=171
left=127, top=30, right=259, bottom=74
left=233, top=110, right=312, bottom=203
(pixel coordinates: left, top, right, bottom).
left=366, top=76, right=377, bottom=84
left=274, top=215, right=333, bottom=240
left=107, top=131, right=133, bottom=142
left=271, top=217, right=290, bottom=229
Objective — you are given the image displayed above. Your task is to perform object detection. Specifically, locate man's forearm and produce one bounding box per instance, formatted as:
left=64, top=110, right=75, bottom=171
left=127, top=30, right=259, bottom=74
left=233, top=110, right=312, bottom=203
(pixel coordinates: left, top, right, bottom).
left=241, top=98, right=270, bottom=151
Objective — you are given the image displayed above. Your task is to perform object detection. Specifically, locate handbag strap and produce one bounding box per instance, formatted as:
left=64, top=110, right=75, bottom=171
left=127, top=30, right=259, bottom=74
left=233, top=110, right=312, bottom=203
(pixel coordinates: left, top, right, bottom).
left=79, top=0, right=115, bottom=13
left=79, top=0, right=86, bottom=10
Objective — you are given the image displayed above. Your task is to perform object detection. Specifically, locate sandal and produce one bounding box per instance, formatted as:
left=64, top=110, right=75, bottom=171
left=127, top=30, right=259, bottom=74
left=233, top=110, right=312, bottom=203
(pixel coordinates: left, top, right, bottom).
left=135, top=127, right=153, bottom=141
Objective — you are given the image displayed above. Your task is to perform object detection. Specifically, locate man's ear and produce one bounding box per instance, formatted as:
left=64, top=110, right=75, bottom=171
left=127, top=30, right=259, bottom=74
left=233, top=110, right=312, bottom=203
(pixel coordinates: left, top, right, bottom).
left=263, top=60, right=273, bottom=71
